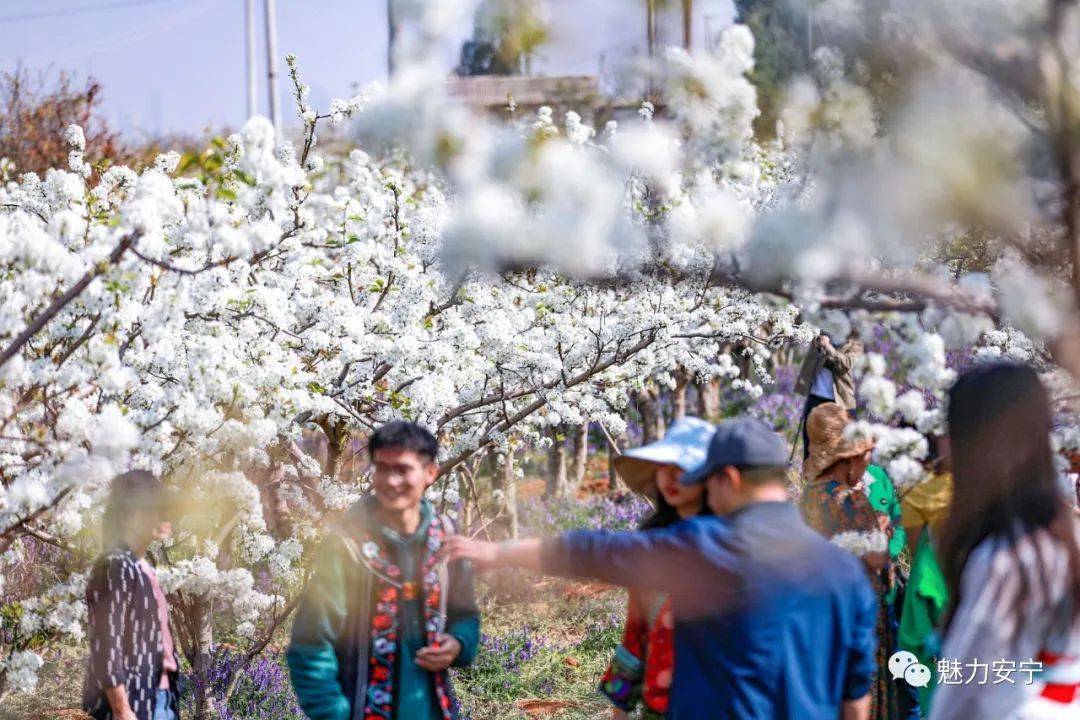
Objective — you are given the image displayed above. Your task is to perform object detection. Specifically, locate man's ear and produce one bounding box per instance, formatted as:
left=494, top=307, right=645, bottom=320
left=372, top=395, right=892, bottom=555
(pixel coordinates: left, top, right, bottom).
left=424, top=460, right=439, bottom=488
left=722, top=465, right=743, bottom=493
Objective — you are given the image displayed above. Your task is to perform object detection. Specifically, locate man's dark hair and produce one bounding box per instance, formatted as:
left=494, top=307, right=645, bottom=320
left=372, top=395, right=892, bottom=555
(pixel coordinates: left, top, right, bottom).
left=102, top=470, right=167, bottom=548
left=368, top=421, right=439, bottom=464
left=735, top=465, right=788, bottom=487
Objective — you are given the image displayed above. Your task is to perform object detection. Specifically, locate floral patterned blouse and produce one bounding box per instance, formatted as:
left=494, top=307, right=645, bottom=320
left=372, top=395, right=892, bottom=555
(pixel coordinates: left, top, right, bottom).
left=801, top=474, right=891, bottom=596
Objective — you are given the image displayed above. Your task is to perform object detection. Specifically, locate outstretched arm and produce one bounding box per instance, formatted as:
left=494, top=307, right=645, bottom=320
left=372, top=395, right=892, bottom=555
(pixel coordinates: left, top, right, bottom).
left=443, top=521, right=717, bottom=592
left=441, top=537, right=543, bottom=573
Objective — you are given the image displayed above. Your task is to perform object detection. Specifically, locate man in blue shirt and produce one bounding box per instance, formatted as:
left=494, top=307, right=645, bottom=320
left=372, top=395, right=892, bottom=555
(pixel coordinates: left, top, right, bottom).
left=444, top=418, right=877, bottom=720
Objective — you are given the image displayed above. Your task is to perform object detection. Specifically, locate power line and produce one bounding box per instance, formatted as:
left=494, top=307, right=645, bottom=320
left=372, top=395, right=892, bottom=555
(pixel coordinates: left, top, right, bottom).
left=0, top=0, right=178, bottom=24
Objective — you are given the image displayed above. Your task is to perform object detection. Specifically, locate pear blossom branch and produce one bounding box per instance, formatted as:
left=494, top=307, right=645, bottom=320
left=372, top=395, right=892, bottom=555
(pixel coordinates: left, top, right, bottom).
left=0, top=233, right=138, bottom=369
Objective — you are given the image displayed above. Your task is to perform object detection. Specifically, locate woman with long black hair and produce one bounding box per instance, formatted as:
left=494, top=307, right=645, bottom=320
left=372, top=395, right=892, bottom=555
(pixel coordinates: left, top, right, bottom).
left=599, top=417, right=716, bottom=720
left=930, top=364, right=1080, bottom=719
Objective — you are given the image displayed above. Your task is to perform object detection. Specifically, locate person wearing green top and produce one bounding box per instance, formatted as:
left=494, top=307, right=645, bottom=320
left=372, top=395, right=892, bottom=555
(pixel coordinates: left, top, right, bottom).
left=866, top=463, right=922, bottom=719
left=866, top=464, right=906, bottom=603
left=899, top=527, right=948, bottom=712
left=287, top=422, right=480, bottom=720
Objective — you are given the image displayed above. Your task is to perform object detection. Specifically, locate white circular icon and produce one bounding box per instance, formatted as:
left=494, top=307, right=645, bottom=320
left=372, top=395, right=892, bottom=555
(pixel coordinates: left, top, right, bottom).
left=904, top=663, right=932, bottom=688
left=888, top=650, right=918, bottom=680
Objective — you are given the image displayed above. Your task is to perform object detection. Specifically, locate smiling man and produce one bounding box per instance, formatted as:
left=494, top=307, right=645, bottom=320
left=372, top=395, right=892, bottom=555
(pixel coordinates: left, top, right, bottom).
left=287, top=421, right=480, bottom=720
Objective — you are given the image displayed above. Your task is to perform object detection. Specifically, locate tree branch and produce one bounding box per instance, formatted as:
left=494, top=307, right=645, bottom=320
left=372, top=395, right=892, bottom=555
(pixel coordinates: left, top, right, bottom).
left=0, top=233, right=138, bottom=369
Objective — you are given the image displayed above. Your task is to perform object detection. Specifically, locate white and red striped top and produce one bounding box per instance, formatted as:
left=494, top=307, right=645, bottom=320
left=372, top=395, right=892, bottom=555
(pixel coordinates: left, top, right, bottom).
left=930, top=516, right=1080, bottom=719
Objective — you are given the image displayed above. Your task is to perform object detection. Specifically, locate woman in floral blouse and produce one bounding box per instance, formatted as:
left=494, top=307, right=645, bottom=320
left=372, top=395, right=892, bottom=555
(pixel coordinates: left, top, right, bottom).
left=801, top=401, right=901, bottom=720
left=599, top=417, right=716, bottom=720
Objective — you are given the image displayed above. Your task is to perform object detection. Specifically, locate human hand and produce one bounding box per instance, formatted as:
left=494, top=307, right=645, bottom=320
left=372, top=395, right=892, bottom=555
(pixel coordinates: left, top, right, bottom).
left=415, top=633, right=461, bottom=672
left=611, top=709, right=629, bottom=720
left=105, top=685, right=136, bottom=720
left=441, top=536, right=501, bottom=571
left=876, top=514, right=893, bottom=535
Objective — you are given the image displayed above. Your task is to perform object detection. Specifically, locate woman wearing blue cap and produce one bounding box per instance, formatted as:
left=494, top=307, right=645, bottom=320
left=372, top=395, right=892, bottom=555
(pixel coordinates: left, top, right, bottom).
left=600, top=417, right=716, bottom=720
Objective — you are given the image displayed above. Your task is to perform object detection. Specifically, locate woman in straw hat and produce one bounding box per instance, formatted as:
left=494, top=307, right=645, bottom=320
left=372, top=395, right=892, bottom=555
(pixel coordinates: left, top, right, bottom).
left=599, top=417, right=716, bottom=720
left=801, top=402, right=903, bottom=720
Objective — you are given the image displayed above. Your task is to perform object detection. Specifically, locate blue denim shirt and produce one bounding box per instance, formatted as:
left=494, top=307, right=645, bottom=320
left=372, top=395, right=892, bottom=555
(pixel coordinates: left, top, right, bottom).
left=541, top=502, right=878, bottom=720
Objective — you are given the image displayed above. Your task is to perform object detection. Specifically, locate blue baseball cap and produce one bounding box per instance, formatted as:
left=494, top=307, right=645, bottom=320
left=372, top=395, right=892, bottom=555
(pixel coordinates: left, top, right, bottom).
left=614, top=417, right=717, bottom=496
left=680, top=417, right=789, bottom=485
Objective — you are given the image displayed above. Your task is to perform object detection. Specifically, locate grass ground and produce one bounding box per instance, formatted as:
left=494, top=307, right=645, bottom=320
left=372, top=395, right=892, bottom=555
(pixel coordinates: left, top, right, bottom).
left=456, top=572, right=626, bottom=720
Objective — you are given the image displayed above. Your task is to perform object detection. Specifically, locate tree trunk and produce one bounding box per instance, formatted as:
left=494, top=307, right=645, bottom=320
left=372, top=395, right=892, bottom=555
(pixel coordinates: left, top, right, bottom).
left=261, top=458, right=292, bottom=537
left=457, top=473, right=473, bottom=533
left=638, top=385, right=665, bottom=445
left=646, top=0, right=657, bottom=58
left=607, top=427, right=627, bottom=492
left=499, top=452, right=519, bottom=539
left=324, top=419, right=351, bottom=483
left=191, top=599, right=217, bottom=720
left=672, top=367, right=690, bottom=420
left=387, top=0, right=399, bottom=77
left=571, top=422, right=589, bottom=491
left=695, top=378, right=721, bottom=420
left=735, top=340, right=753, bottom=378
left=545, top=425, right=569, bottom=498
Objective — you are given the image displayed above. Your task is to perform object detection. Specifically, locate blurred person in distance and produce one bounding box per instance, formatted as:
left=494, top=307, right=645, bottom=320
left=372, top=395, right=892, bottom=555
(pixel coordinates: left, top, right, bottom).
left=83, top=470, right=180, bottom=720
left=795, top=328, right=863, bottom=459
left=800, top=402, right=909, bottom=720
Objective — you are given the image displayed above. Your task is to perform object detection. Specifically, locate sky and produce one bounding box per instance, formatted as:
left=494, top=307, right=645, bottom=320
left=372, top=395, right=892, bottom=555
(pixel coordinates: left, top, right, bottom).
left=0, top=0, right=735, bottom=139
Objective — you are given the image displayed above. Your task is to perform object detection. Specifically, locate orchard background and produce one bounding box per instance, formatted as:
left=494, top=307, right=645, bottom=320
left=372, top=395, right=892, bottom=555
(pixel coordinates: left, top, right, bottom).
left=2, top=1, right=1080, bottom=718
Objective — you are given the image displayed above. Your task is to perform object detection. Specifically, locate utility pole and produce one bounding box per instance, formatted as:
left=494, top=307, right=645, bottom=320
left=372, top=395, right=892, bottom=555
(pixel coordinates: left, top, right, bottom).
left=682, top=0, right=692, bottom=50
left=387, top=0, right=398, bottom=78
left=264, top=0, right=282, bottom=140
left=245, top=0, right=257, bottom=119
left=646, top=0, right=656, bottom=58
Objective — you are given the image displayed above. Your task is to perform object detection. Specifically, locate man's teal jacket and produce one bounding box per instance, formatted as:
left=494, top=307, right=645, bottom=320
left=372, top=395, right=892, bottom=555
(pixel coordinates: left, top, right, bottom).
left=286, top=499, right=479, bottom=720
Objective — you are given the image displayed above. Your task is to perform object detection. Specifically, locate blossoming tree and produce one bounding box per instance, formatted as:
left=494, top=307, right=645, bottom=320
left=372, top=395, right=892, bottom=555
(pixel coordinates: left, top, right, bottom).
left=0, top=24, right=806, bottom=710
left=1, top=0, right=1078, bottom=712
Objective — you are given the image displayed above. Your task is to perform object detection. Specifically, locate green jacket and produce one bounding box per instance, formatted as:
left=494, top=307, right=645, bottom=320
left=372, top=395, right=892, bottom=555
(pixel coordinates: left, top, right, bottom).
left=899, top=527, right=948, bottom=710
left=866, top=464, right=905, bottom=606
left=866, top=464, right=906, bottom=561
left=286, top=498, right=480, bottom=720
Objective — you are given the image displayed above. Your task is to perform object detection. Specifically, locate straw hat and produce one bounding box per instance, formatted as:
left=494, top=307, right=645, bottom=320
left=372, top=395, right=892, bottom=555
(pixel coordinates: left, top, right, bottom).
left=613, top=417, right=717, bottom=497
left=801, top=402, right=874, bottom=484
